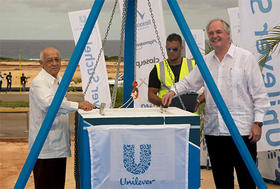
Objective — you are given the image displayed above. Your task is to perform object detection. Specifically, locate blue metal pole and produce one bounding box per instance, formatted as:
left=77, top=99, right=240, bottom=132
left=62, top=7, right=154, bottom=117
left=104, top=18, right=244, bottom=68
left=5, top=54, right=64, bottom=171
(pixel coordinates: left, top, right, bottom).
left=167, top=0, right=267, bottom=188
left=123, top=0, right=136, bottom=107
left=14, top=0, right=105, bottom=188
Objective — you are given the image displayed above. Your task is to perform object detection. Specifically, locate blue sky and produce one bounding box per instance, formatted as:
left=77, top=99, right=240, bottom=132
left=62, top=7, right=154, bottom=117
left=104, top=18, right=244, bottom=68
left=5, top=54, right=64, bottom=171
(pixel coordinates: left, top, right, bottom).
left=0, top=0, right=238, bottom=40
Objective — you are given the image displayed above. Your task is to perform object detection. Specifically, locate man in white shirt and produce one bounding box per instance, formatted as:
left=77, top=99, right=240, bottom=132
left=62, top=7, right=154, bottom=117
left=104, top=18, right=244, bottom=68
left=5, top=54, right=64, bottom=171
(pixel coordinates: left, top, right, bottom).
left=29, top=47, right=95, bottom=188
left=162, top=19, right=270, bottom=188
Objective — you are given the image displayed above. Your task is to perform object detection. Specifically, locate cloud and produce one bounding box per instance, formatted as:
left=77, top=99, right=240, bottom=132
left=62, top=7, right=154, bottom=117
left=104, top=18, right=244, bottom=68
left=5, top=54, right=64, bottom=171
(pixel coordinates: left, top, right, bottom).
left=0, top=0, right=238, bottom=40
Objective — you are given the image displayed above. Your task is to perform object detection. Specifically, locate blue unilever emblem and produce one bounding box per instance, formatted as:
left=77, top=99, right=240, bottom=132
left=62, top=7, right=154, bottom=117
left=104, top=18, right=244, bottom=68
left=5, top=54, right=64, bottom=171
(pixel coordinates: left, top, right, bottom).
left=123, top=144, right=152, bottom=175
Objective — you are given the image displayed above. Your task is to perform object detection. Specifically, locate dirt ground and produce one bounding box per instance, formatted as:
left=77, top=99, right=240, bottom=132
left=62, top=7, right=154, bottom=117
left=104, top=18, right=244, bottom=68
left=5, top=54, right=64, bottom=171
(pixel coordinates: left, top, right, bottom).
left=0, top=139, right=213, bottom=189
left=0, top=139, right=278, bottom=188
left=0, top=60, right=124, bottom=88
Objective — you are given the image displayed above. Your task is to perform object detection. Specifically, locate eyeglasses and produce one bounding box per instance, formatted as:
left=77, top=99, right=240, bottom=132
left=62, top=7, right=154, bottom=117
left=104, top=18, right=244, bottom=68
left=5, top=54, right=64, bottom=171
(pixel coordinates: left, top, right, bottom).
left=167, top=47, right=179, bottom=52
left=45, top=57, right=61, bottom=64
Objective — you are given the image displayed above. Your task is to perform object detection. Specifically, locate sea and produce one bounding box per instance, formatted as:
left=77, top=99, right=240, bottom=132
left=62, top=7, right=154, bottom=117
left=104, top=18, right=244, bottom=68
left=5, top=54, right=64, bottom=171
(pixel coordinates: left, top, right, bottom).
left=0, top=39, right=122, bottom=60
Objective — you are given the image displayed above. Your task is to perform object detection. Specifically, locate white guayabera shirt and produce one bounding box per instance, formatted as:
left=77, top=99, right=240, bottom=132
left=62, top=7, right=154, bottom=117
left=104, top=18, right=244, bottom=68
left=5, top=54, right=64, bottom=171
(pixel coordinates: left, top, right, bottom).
left=171, top=44, right=270, bottom=136
left=29, top=69, right=78, bottom=159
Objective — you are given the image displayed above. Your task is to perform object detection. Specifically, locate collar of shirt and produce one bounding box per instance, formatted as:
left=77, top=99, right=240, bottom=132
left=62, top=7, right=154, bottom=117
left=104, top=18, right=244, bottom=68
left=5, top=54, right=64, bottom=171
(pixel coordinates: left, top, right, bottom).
left=211, top=43, right=235, bottom=62
left=40, top=68, right=61, bottom=86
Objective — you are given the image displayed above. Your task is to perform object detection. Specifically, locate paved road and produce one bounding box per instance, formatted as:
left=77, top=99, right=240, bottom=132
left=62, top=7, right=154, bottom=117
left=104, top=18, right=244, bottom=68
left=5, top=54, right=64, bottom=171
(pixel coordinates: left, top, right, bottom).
left=0, top=112, right=28, bottom=138
left=0, top=92, right=82, bottom=138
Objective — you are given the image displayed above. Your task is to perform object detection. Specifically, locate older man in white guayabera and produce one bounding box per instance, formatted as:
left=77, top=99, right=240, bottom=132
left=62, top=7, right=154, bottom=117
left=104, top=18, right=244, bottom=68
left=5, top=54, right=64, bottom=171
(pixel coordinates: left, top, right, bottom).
left=29, top=47, right=95, bottom=189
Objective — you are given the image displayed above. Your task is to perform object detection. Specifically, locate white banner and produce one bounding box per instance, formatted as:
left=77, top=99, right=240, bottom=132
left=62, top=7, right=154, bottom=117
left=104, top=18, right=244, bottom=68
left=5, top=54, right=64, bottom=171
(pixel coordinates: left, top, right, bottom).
left=257, top=149, right=280, bottom=184
left=68, top=9, right=111, bottom=108
left=227, top=7, right=240, bottom=46
left=239, top=0, right=280, bottom=152
left=185, top=29, right=205, bottom=59
left=87, top=124, right=190, bottom=189
left=119, top=0, right=166, bottom=108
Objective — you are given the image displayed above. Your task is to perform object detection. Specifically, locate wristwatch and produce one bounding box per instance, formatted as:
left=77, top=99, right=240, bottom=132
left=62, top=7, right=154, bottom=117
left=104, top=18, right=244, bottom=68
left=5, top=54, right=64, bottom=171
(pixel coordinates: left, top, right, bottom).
left=254, top=122, right=263, bottom=128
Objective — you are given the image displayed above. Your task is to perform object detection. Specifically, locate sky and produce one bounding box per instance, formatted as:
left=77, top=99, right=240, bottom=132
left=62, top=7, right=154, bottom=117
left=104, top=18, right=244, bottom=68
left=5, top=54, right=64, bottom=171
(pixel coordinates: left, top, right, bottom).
left=0, top=0, right=238, bottom=40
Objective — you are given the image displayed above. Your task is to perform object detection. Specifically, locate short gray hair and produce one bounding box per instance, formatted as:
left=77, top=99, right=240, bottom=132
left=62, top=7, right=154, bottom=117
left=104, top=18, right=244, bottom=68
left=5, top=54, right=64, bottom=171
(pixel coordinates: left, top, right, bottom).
left=39, top=47, right=60, bottom=61
left=206, top=19, right=231, bottom=34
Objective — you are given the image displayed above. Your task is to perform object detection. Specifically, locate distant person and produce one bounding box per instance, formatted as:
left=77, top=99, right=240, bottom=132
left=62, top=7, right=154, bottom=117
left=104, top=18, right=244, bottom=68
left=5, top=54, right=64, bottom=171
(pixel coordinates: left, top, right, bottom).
left=6, top=72, right=12, bottom=91
left=29, top=47, right=95, bottom=189
left=162, top=19, right=270, bottom=188
left=20, top=73, right=27, bottom=91
left=0, top=72, right=3, bottom=91
left=148, top=33, right=203, bottom=112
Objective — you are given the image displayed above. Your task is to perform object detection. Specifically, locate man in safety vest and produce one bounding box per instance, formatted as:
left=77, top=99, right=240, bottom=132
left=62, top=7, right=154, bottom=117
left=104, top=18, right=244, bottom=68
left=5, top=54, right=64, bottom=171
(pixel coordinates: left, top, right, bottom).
left=148, top=33, right=201, bottom=112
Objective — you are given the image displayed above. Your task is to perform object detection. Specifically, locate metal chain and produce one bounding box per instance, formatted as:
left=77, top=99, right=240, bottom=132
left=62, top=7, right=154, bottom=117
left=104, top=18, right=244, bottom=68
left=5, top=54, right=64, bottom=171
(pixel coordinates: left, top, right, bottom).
left=147, top=0, right=166, bottom=61
left=83, top=0, right=119, bottom=96
left=110, top=0, right=128, bottom=108
left=147, top=0, right=186, bottom=110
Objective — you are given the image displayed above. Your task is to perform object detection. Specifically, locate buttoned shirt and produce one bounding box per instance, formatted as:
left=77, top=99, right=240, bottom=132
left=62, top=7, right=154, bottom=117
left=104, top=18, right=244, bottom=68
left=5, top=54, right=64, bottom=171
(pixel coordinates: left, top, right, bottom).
left=171, top=44, right=270, bottom=136
left=29, top=69, right=78, bottom=159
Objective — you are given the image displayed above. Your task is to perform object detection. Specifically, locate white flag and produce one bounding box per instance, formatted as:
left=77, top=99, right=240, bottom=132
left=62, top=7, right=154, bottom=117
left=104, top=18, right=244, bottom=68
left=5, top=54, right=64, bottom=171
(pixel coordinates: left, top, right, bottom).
left=239, top=0, right=280, bottom=152
left=119, top=0, right=167, bottom=108
left=68, top=9, right=111, bottom=108
left=227, top=7, right=240, bottom=46
left=185, top=29, right=205, bottom=59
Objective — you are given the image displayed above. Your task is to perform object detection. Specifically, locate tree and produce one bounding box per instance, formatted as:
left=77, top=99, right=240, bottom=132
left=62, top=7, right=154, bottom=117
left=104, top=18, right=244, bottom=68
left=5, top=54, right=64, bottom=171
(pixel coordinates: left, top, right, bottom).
left=257, top=25, right=280, bottom=68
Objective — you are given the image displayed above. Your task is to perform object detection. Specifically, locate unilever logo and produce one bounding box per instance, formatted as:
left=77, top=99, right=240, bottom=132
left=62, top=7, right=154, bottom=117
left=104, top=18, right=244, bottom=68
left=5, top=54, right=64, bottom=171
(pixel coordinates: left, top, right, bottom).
left=123, top=144, right=151, bottom=174
left=120, top=144, right=156, bottom=186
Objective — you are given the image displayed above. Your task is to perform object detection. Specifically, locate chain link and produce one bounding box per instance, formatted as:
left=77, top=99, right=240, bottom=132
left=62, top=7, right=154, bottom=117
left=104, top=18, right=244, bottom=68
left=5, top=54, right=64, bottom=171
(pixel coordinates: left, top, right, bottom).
left=147, top=0, right=186, bottom=111
left=110, top=0, right=128, bottom=108
left=83, top=0, right=118, bottom=96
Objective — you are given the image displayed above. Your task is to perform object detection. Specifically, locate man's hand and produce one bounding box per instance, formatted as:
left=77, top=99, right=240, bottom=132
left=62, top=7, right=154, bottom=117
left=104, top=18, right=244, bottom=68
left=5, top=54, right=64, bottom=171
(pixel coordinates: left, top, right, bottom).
left=161, top=91, right=175, bottom=107
left=248, top=123, right=262, bottom=143
left=78, top=101, right=95, bottom=111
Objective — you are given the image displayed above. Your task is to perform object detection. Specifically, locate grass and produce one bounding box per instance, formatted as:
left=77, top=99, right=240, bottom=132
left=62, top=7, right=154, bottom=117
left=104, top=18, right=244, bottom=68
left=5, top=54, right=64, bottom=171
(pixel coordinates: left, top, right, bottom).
left=0, top=56, right=123, bottom=62
left=0, top=86, right=124, bottom=108
left=0, top=100, right=29, bottom=108
left=110, top=86, right=123, bottom=108
left=0, top=56, right=37, bottom=62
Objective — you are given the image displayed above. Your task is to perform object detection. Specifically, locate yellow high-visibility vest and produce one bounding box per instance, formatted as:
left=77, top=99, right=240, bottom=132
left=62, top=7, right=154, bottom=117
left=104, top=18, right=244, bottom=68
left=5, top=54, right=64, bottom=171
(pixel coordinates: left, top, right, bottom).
left=156, top=57, right=195, bottom=98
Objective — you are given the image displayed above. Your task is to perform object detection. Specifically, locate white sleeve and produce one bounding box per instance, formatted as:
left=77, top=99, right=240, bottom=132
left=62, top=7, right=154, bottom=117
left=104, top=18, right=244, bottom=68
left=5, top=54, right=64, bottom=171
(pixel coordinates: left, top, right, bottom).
left=246, top=54, right=270, bottom=122
left=171, top=65, right=204, bottom=96
left=30, top=80, right=78, bottom=115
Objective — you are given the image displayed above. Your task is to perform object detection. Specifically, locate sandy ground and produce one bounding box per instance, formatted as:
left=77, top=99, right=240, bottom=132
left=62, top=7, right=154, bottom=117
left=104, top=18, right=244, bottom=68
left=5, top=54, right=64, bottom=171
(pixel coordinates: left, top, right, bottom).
left=0, top=60, right=124, bottom=88
left=0, top=139, right=278, bottom=189
left=0, top=139, right=214, bottom=189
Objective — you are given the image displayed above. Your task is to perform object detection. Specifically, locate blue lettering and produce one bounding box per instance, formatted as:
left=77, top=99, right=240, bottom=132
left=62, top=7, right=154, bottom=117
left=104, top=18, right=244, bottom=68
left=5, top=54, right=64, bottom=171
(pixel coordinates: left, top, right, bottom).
left=84, top=42, right=92, bottom=52
left=255, top=23, right=268, bottom=36
left=266, top=128, right=280, bottom=146
left=120, top=177, right=156, bottom=186
left=263, top=72, right=276, bottom=88
left=141, top=103, right=156, bottom=108
left=79, top=15, right=87, bottom=23
left=92, top=75, right=99, bottom=83
left=85, top=53, right=95, bottom=61
left=256, top=40, right=270, bottom=54
left=87, top=68, right=93, bottom=75
left=250, top=0, right=272, bottom=14
left=86, top=61, right=93, bottom=67
left=91, top=87, right=99, bottom=107
left=264, top=110, right=279, bottom=125
left=92, top=93, right=98, bottom=100
left=93, top=100, right=100, bottom=107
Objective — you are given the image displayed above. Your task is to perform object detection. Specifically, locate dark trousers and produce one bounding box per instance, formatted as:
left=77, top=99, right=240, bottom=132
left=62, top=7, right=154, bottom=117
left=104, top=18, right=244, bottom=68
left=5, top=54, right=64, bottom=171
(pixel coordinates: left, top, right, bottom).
left=205, top=135, right=257, bottom=189
left=7, top=81, right=11, bottom=90
left=33, top=158, right=67, bottom=189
